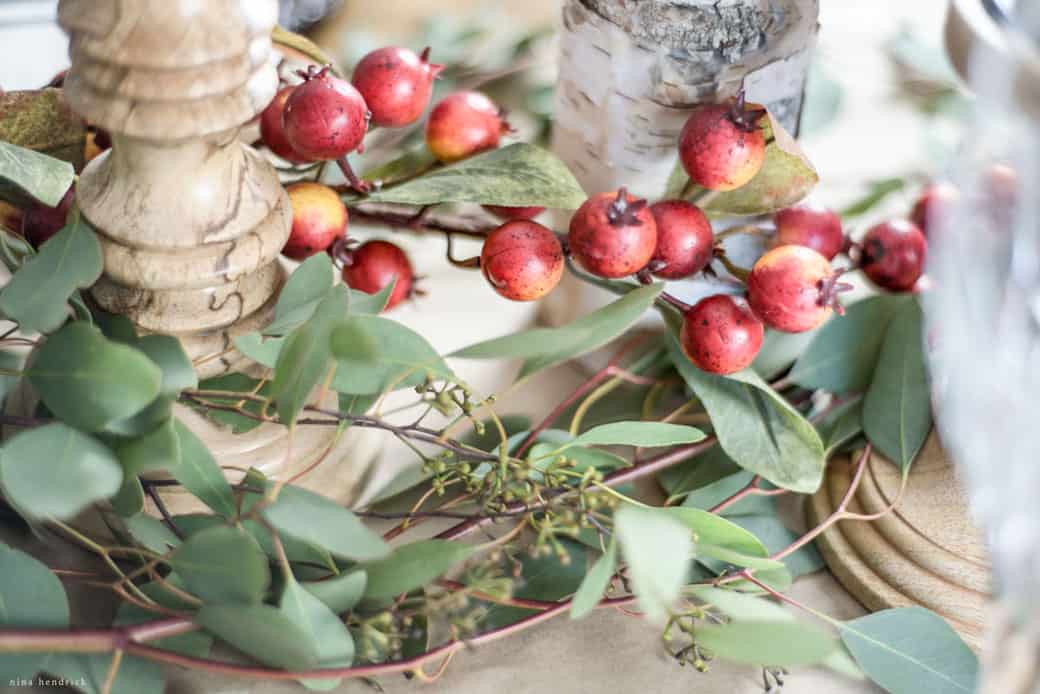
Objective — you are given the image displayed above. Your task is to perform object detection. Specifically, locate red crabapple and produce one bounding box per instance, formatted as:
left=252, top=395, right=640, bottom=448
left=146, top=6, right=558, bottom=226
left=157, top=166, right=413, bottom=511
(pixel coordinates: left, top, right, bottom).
left=342, top=240, right=415, bottom=311
left=283, top=182, right=348, bottom=260
left=283, top=65, right=370, bottom=161
left=773, top=203, right=844, bottom=261
left=681, top=294, right=765, bottom=375
left=351, top=46, right=443, bottom=128
left=860, top=220, right=927, bottom=292
left=909, top=182, right=960, bottom=239
left=480, top=220, right=564, bottom=301
left=747, top=245, right=848, bottom=333
left=568, top=188, right=658, bottom=279
left=22, top=186, right=74, bottom=248
left=678, top=94, right=767, bottom=192
left=648, top=200, right=714, bottom=279
left=483, top=205, right=546, bottom=221
left=260, top=85, right=311, bottom=164
left=425, top=91, right=509, bottom=164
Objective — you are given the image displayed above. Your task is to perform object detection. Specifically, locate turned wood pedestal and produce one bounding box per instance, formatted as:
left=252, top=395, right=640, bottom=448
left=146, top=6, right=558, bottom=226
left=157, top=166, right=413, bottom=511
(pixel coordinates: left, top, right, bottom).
left=807, top=434, right=992, bottom=651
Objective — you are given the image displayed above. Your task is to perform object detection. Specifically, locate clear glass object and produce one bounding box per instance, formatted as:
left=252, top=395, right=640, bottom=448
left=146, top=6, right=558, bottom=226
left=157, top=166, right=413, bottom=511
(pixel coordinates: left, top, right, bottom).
left=930, top=0, right=1040, bottom=690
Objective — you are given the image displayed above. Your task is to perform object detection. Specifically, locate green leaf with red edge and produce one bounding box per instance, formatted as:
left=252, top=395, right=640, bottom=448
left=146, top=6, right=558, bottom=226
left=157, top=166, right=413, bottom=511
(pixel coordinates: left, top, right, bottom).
left=668, top=107, right=818, bottom=216
left=0, top=89, right=86, bottom=170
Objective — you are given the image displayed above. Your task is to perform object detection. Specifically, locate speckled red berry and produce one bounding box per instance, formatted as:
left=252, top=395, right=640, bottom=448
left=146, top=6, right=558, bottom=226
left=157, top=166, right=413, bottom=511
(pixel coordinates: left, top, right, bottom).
left=483, top=205, right=546, bottom=221
left=351, top=46, right=443, bottom=128
left=260, top=85, right=311, bottom=164
left=909, top=182, right=960, bottom=239
left=480, top=220, right=564, bottom=302
left=22, top=186, right=74, bottom=248
left=860, top=220, right=927, bottom=292
left=648, top=200, right=714, bottom=279
left=679, top=96, right=767, bottom=192
left=284, top=182, right=348, bottom=260
left=283, top=66, right=370, bottom=161
left=342, top=240, right=414, bottom=311
left=747, top=245, right=847, bottom=333
left=568, top=188, right=658, bottom=279
left=681, top=294, right=764, bottom=375
left=773, top=203, right=844, bottom=261
left=425, top=91, right=509, bottom=164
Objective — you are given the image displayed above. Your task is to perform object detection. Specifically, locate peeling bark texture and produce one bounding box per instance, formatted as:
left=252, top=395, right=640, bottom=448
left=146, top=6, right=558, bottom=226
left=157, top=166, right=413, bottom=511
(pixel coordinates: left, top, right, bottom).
left=553, top=0, right=819, bottom=198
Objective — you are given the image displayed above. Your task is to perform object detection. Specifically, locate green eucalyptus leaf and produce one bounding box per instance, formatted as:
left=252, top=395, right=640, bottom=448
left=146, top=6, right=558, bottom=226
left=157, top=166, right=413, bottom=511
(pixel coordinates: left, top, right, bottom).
left=115, top=602, right=213, bottom=659
left=657, top=444, right=743, bottom=502
left=234, top=332, right=284, bottom=367
left=134, top=334, right=197, bottom=395
left=568, top=421, right=704, bottom=449
left=724, top=513, right=824, bottom=579
left=363, top=143, right=586, bottom=209
left=864, top=299, right=932, bottom=471
left=265, top=254, right=336, bottom=337
left=841, top=177, right=908, bottom=218
left=330, top=314, right=456, bottom=395
left=195, top=604, right=320, bottom=671
left=191, top=374, right=272, bottom=435
left=820, top=400, right=866, bottom=455
left=0, top=542, right=70, bottom=683
left=46, top=653, right=165, bottom=694
left=696, top=620, right=836, bottom=667
left=170, top=420, right=236, bottom=518
left=667, top=332, right=826, bottom=493
left=28, top=322, right=161, bottom=431
left=110, top=475, right=145, bottom=517
left=658, top=507, right=768, bottom=558
left=263, top=484, right=390, bottom=562
left=0, top=214, right=102, bottom=334
left=570, top=540, right=616, bottom=620
left=0, top=139, right=75, bottom=208
left=0, top=88, right=86, bottom=168
left=454, top=283, right=664, bottom=380
left=841, top=607, right=978, bottom=694
left=347, top=282, right=394, bottom=315
left=169, top=525, right=270, bottom=605
left=114, top=418, right=180, bottom=476
left=123, top=514, right=181, bottom=555
left=614, top=505, right=691, bottom=625
left=304, top=571, right=367, bottom=614
left=0, top=423, right=122, bottom=520
left=478, top=540, right=587, bottom=630
left=752, top=328, right=819, bottom=381
left=361, top=540, right=475, bottom=602
left=789, top=295, right=907, bottom=393
left=360, top=147, right=437, bottom=186
left=279, top=574, right=354, bottom=691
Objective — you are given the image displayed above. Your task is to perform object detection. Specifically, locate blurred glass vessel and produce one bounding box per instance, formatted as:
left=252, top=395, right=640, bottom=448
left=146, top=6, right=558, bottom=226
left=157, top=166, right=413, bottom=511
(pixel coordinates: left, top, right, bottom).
left=932, top=0, right=1040, bottom=690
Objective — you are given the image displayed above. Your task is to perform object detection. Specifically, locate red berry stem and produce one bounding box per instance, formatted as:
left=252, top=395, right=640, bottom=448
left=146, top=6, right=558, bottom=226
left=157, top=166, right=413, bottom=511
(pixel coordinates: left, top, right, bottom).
left=445, top=233, right=481, bottom=269
left=713, top=247, right=752, bottom=283
left=659, top=292, right=693, bottom=314
left=336, top=157, right=372, bottom=195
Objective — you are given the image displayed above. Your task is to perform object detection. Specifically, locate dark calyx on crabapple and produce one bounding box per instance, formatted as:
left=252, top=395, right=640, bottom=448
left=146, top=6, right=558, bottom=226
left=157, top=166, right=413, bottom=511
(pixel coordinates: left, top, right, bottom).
left=681, top=294, right=764, bottom=375
left=679, top=94, right=767, bottom=192
left=342, top=240, right=415, bottom=311
left=909, top=182, right=960, bottom=239
left=483, top=205, right=546, bottom=221
left=860, top=220, right=927, bottom=292
left=283, top=65, right=370, bottom=161
left=568, top=188, right=658, bottom=279
left=773, top=203, right=844, bottom=261
left=747, top=245, right=849, bottom=333
left=351, top=46, right=443, bottom=128
left=425, top=91, right=509, bottom=164
left=22, top=186, right=74, bottom=248
left=283, top=182, right=348, bottom=260
left=480, top=220, right=564, bottom=302
left=648, top=200, right=714, bottom=279
left=260, top=85, right=311, bottom=164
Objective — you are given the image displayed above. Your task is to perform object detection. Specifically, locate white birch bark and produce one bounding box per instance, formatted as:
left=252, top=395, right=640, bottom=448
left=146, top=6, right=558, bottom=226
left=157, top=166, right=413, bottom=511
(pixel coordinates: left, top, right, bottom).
left=547, top=0, right=819, bottom=325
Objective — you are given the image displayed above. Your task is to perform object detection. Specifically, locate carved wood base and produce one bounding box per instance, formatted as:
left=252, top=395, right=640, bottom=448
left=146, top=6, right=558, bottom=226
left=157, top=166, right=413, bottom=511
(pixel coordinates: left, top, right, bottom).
left=806, top=434, right=992, bottom=651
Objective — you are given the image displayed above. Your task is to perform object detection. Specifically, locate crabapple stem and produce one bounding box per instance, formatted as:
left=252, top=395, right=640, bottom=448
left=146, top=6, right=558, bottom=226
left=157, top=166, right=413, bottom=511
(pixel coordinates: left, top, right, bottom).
left=336, top=157, right=371, bottom=195
left=714, top=251, right=751, bottom=282
left=714, top=225, right=770, bottom=242
left=445, top=234, right=481, bottom=269
left=659, top=292, right=692, bottom=313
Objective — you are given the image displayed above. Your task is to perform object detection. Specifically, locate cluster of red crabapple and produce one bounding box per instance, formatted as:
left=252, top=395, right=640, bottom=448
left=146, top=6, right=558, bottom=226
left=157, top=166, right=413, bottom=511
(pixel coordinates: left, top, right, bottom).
left=267, top=61, right=937, bottom=375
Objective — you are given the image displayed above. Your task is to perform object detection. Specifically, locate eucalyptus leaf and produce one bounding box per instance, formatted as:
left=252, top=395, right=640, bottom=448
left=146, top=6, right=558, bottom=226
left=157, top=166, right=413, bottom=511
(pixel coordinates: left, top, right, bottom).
left=478, top=540, right=587, bottom=630
left=134, top=335, right=197, bottom=395
left=263, top=484, right=390, bottom=562
left=658, top=507, right=768, bottom=558
left=0, top=423, right=122, bottom=520
left=667, top=332, right=825, bottom=493
left=347, top=282, right=395, bottom=315
left=614, top=505, right=691, bottom=625
left=360, top=147, right=437, bottom=186
left=265, top=254, right=336, bottom=337
left=789, top=295, right=907, bottom=393
left=454, top=283, right=664, bottom=380
left=195, top=604, right=320, bottom=671
left=364, top=143, right=586, bottom=210
left=28, top=322, right=161, bottom=431
left=304, top=571, right=367, bottom=614
left=46, top=653, right=165, bottom=694
left=116, top=602, right=213, bottom=659
left=124, top=514, right=181, bottom=555
left=570, top=540, right=616, bottom=620
left=842, top=177, right=908, bottom=219
left=115, top=418, right=180, bottom=476
left=0, top=139, right=75, bottom=208
left=330, top=314, right=456, bottom=395
left=841, top=607, right=978, bottom=694
left=696, top=620, right=836, bottom=666
left=361, top=539, right=475, bottom=601
left=191, top=374, right=272, bottom=435
left=0, top=542, right=69, bottom=683
left=170, top=420, right=237, bottom=518
left=863, top=299, right=932, bottom=471
left=169, top=525, right=270, bottom=605
left=567, top=421, right=705, bottom=449
left=234, top=332, right=284, bottom=367
left=110, top=475, right=145, bottom=517
left=279, top=574, right=354, bottom=690
left=657, top=444, right=743, bottom=502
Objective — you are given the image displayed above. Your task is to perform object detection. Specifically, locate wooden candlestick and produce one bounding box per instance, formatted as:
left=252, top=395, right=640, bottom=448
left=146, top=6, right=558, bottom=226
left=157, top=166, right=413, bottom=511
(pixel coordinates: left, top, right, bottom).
left=52, top=0, right=381, bottom=510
